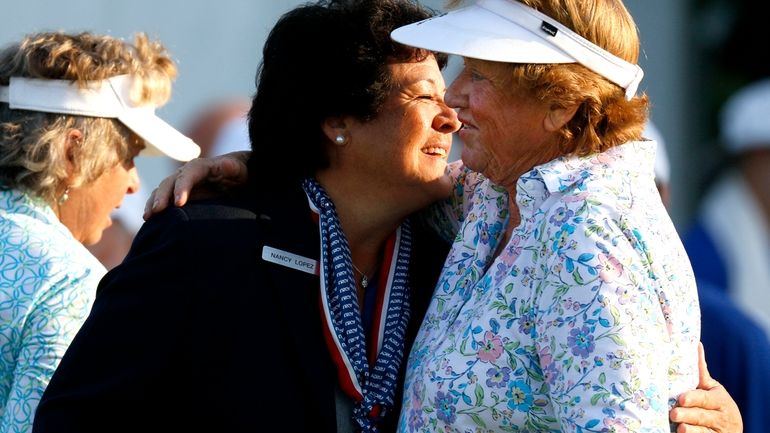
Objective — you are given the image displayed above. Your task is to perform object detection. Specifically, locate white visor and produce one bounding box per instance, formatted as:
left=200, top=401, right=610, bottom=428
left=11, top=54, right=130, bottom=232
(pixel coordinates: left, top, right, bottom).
left=0, top=75, right=200, bottom=161
left=391, top=0, right=643, bottom=100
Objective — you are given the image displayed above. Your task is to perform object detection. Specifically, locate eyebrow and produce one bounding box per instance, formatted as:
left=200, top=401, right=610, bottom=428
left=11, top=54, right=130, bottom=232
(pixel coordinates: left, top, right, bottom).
left=403, top=78, right=442, bottom=89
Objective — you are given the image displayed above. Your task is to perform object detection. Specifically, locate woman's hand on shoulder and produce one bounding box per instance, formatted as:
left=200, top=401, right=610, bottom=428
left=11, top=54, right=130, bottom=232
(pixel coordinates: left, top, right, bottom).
left=143, top=151, right=250, bottom=220
left=669, top=343, right=742, bottom=433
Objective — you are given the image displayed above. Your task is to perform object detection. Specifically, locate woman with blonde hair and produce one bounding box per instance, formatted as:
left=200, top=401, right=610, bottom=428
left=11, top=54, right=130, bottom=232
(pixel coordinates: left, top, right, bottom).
left=390, top=0, right=723, bottom=430
left=0, top=31, right=198, bottom=431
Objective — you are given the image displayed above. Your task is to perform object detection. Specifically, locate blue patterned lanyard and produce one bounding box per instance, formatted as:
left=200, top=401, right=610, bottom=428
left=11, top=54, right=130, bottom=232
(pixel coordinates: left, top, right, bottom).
left=302, top=178, right=412, bottom=432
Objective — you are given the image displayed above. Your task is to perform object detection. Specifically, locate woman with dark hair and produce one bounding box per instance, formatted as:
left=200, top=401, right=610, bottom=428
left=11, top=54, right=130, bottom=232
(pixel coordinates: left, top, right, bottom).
left=33, top=1, right=458, bottom=432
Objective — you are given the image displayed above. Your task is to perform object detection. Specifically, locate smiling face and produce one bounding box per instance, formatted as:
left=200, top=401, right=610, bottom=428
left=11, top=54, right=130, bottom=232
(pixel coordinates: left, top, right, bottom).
left=340, top=55, right=461, bottom=210
left=60, top=138, right=143, bottom=245
left=447, top=59, right=563, bottom=189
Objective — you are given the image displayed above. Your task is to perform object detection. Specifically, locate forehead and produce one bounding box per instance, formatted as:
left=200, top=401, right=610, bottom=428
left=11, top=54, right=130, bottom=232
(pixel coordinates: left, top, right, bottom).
left=466, top=58, right=512, bottom=79
left=387, top=56, right=444, bottom=86
left=464, top=58, right=532, bottom=100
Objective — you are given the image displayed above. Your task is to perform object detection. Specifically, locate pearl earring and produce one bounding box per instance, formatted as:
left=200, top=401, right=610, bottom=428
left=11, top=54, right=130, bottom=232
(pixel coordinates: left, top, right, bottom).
left=58, top=187, right=70, bottom=205
left=335, top=134, right=346, bottom=145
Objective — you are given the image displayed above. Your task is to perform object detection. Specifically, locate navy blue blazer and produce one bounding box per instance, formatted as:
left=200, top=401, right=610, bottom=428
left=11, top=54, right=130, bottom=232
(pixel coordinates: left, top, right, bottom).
left=33, top=183, right=446, bottom=433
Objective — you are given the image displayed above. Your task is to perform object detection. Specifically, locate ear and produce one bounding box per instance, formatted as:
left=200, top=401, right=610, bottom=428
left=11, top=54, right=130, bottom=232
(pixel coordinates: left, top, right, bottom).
left=543, top=104, right=579, bottom=132
left=62, top=128, right=83, bottom=179
left=321, top=117, right=349, bottom=145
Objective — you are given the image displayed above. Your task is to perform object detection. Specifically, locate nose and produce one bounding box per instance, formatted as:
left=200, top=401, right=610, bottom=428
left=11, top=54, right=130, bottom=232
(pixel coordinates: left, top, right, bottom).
left=126, top=166, right=140, bottom=195
left=433, top=103, right=461, bottom=134
left=444, top=68, right=468, bottom=110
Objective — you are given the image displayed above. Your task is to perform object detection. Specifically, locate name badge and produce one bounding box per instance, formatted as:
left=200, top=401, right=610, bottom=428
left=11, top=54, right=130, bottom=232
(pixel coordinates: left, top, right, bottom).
left=262, top=246, right=318, bottom=275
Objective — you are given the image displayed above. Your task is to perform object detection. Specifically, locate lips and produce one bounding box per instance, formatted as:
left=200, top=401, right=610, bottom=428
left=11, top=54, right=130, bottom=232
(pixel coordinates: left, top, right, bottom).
left=457, top=123, right=475, bottom=139
left=458, top=117, right=476, bottom=131
left=422, top=146, right=448, bottom=157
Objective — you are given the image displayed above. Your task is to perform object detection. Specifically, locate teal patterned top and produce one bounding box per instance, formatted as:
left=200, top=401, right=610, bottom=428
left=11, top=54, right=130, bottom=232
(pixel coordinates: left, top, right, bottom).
left=0, top=189, right=105, bottom=433
left=400, top=141, right=700, bottom=432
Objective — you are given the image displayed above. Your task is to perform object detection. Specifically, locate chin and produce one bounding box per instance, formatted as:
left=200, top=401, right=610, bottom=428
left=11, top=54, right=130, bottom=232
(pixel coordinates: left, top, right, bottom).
left=422, top=172, right=453, bottom=203
left=82, top=232, right=104, bottom=247
left=82, top=222, right=112, bottom=246
left=460, top=148, right=486, bottom=174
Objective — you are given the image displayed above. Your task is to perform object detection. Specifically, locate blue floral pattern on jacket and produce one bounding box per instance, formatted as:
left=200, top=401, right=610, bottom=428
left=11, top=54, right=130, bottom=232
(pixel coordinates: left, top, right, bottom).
left=0, top=189, right=105, bottom=433
left=400, top=141, right=700, bottom=433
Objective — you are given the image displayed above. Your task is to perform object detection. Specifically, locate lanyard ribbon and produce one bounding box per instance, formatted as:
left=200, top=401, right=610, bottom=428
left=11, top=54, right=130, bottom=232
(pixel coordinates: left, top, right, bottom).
left=303, top=178, right=411, bottom=432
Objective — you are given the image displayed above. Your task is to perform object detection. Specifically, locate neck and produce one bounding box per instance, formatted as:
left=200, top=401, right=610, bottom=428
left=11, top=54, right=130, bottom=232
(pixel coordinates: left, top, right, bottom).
left=314, top=171, right=407, bottom=282
left=491, top=187, right=520, bottom=260
left=488, top=135, right=563, bottom=193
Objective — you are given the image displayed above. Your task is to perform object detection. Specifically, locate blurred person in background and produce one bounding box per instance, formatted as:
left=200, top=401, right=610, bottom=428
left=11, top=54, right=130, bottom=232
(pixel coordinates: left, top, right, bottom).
left=684, top=78, right=770, bottom=335
left=682, top=78, right=770, bottom=432
left=186, top=97, right=251, bottom=158
left=0, top=31, right=198, bottom=432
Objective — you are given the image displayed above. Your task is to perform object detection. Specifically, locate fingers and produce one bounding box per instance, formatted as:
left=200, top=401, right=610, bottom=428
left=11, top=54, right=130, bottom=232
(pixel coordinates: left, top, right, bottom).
left=678, top=343, right=721, bottom=410
left=672, top=360, right=743, bottom=433
left=677, top=389, right=722, bottom=410
left=142, top=169, right=180, bottom=220
left=671, top=405, right=720, bottom=427
left=214, top=155, right=249, bottom=185
left=208, top=151, right=249, bottom=182
left=673, top=386, right=743, bottom=433
left=172, top=159, right=210, bottom=207
left=676, top=423, right=716, bottom=433
left=670, top=342, right=743, bottom=433
left=141, top=151, right=251, bottom=220
left=232, top=150, right=251, bottom=166
left=143, top=188, right=157, bottom=221
left=697, top=342, right=719, bottom=390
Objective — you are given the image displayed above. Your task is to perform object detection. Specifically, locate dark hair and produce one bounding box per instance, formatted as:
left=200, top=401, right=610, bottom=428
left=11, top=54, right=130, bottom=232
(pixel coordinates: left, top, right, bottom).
left=246, top=0, right=444, bottom=184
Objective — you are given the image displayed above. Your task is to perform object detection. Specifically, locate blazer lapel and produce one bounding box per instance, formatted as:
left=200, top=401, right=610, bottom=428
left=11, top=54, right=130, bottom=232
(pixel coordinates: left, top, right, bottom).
left=255, top=184, right=337, bottom=407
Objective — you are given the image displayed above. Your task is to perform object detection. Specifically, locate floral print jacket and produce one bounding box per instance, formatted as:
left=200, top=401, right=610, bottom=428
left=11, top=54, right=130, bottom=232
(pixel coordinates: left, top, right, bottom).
left=0, top=189, right=105, bottom=433
left=399, top=141, right=700, bottom=433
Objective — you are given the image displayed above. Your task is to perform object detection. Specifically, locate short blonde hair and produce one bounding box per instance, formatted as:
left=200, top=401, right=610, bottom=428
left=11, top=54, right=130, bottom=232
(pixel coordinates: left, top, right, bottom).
left=0, top=32, right=177, bottom=204
left=512, top=0, right=648, bottom=155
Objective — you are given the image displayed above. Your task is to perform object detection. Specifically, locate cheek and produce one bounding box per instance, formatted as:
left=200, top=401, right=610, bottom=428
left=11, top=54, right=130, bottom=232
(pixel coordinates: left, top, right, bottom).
left=475, top=107, right=505, bottom=137
left=94, top=172, right=131, bottom=211
left=111, top=178, right=129, bottom=199
left=110, top=170, right=133, bottom=196
left=460, top=144, right=489, bottom=173
left=388, top=114, right=428, bottom=157
left=477, top=108, right=522, bottom=153
left=399, top=109, right=429, bottom=134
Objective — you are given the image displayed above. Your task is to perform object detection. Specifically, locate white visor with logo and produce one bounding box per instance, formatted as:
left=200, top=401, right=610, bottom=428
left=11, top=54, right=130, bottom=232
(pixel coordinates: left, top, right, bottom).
left=391, top=0, right=643, bottom=100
